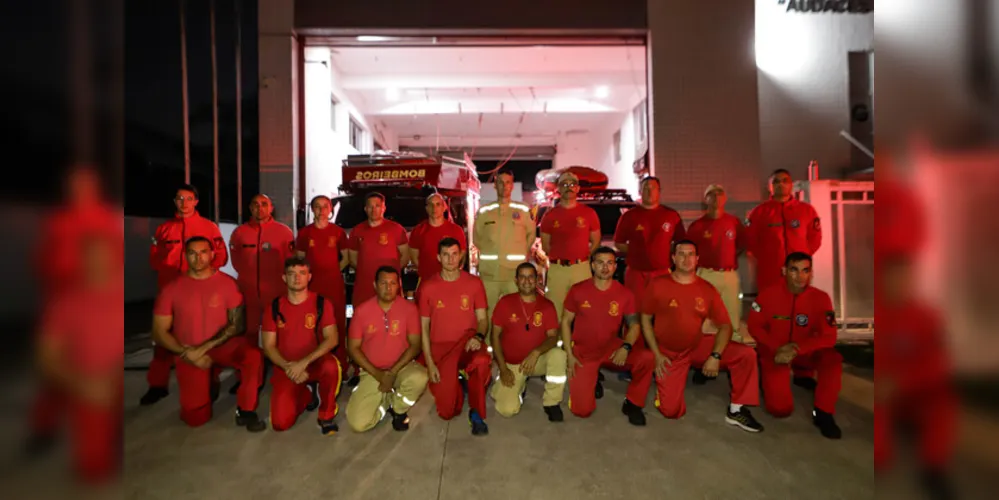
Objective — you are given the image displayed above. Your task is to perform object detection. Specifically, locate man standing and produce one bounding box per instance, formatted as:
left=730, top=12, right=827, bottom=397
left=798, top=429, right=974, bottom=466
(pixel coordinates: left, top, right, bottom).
left=613, top=176, right=685, bottom=308
left=295, top=195, right=350, bottom=371
left=141, top=184, right=229, bottom=406
left=347, top=192, right=409, bottom=306
left=230, top=194, right=295, bottom=348
left=151, top=237, right=266, bottom=432
left=346, top=266, right=428, bottom=433
left=748, top=252, right=842, bottom=439
left=540, top=171, right=601, bottom=319
left=746, top=169, right=821, bottom=293
left=687, top=184, right=747, bottom=342
left=561, top=247, right=654, bottom=426
left=490, top=263, right=566, bottom=422
left=419, top=237, right=492, bottom=435
left=640, top=240, right=763, bottom=432
left=473, top=169, right=535, bottom=331
left=410, top=193, right=467, bottom=293
left=260, top=256, right=342, bottom=435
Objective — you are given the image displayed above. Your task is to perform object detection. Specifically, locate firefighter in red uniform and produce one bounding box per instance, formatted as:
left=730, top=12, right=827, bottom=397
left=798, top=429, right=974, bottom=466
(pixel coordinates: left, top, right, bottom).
left=640, top=240, right=764, bottom=432
left=261, top=256, right=342, bottom=435
left=410, top=193, right=466, bottom=297
left=141, top=184, right=229, bottom=406
left=613, top=176, right=686, bottom=310
left=152, top=237, right=266, bottom=432
left=295, top=195, right=349, bottom=373
left=419, top=237, right=492, bottom=435
left=746, top=169, right=821, bottom=293
left=748, top=251, right=842, bottom=439
left=347, top=192, right=410, bottom=306
left=561, top=247, right=655, bottom=426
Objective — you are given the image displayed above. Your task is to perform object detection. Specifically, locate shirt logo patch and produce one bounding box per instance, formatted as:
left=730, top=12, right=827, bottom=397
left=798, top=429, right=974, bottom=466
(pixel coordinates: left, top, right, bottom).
left=703, top=230, right=712, bottom=239
left=795, top=314, right=809, bottom=326
left=366, top=323, right=376, bottom=333
left=532, top=311, right=544, bottom=327
left=512, top=212, right=521, bottom=220
left=436, top=300, right=445, bottom=309
left=825, top=311, right=837, bottom=327
left=309, top=239, right=315, bottom=247
left=726, top=229, right=735, bottom=240
left=669, top=299, right=679, bottom=308
left=576, top=217, right=586, bottom=228
left=305, top=313, right=317, bottom=329
left=608, top=301, right=620, bottom=317
left=262, top=242, right=272, bottom=252
left=460, top=295, right=471, bottom=311
left=510, top=313, right=520, bottom=322
left=208, top=294, right=221, bottom=308
left=695, top=297, right=706, bottom=313
left=790, top=219, right=800, bottom=229
left=553, top=220, right=561, bottom=229
left=390, top=320, right=401, bottom=336
left=663, top=222, right=672, bottom=232
left=328, top=236, right=337, bottom=247
left=813, top=218, right=821, bottom=230
left=581, top=300, right=592, bottom=309
left=636, top=224, right=645, bottom=231
left=378, top=233, right=389, bottom=245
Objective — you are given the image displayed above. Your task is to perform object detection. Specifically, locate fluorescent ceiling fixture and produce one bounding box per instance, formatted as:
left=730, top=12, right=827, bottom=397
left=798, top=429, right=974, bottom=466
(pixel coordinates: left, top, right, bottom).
left=386, top=88, right=401, bottom=101
left=356, top=35, right=393, bottom=42
left=594, top=85, right=610, bottom=98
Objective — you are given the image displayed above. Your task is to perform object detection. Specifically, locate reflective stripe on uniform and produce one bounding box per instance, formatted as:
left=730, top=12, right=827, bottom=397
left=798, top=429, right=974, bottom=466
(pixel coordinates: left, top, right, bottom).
left=480, top=255, right=499, bottom=260
left=506, top=254, right=526, bottom=260
left=546, top=375, right=567, bottom=384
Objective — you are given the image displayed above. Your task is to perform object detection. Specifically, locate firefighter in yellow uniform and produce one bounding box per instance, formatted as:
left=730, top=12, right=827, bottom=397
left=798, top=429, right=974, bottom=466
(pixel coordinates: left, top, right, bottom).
left=473, top=169, right=536, bottom=341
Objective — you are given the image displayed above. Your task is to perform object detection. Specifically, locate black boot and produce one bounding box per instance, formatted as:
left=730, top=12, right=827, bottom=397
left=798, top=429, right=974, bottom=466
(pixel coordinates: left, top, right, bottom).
left=812, top=408, right=842, bottom=439
left=621, top=399, right=646, bottom=426
left=235, top=409, right=267, bottom=433
left=793, top=376, right=817, bottom=391
left=139, top=387, right=169, bottom=406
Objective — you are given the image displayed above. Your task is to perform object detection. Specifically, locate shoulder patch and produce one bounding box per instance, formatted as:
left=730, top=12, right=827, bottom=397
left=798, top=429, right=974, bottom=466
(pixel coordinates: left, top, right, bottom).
left=751, top=301, right=761, bottom=313
left=813, top=218, right=821, bottom=230
left=825, top=311, right=837, bottom=327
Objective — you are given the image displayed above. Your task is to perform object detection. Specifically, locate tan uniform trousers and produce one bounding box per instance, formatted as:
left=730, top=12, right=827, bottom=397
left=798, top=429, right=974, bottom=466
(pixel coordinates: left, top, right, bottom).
left=483, top=279, right=519, bottom=345
left=490, top=348, right=567, bottom=417
left=545, top=261, right=592, bottom=320
left=346, top=362, right=428, bottom=433
left=696, top=268, right=745, bottom=343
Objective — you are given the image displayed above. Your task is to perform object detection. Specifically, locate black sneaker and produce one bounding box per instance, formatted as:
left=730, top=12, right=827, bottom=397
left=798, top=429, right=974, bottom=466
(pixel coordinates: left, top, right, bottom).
left=139, top=387, right=169, bottom=406
left=318, top=418, right=339, bottom=436
left=812, top=409, right=842, bottom=439
left=793, top=376, right=818, bottom=391
left=469, top=410, right=488, bottom=436
left=346, top=375, right=360, bottom=388
left=594, top=381, right=604, bottom=400
left=305, top=382, right=321, bottom=412
left=691, top=371, right=712, bottom=385
left=725, top=407, right=764, bottom=433
left=388, top=407, right=410, bottom=431
left=598, top=371, right=605, bottom=382
left=544, top=405, right=564, bottom=422
left=621, top=399, right=646, bottom=426
left=235, top=409, right=267, bottom=433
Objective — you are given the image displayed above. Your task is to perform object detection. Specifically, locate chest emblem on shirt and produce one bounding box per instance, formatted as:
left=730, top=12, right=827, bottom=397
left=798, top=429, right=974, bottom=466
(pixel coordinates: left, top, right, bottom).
left=553, top=220, right=561, bottom=229
left=790, top=219, right=800, bottom=229
left=726, top=229, right=735, bottom=240
left=262, top=242, right=272, bottom=252
left=576, top=217, right=586, bottom=228
left=608, top=301, right=620, bottom=317
left=663, top=222, right=672, bottom=232
left=378, top=232, right=389, bottom=245
left=796, top=314, right=809, bottom=326
left=512, top=211, right=521, bottom=220
left=309, top=239, right=315, bottom=247
left=460, top=295, right=471, bottom=311
left=581, top=300, right=592, bottom=309
left=509, top=313, right=520, bottom=322
left=366, top=323, right=377, bottom=333
left=695, top=297, right=706, bottom=312
left=532, top=311, right=544, bottom=327
left=436, top=300, right=445, bottom=309
left=328, top=236, right=337, bottom=247
left=669, top=299, right=679, bottom=308
left=208, top=293, right=221, bottom=308
left=636, top=224, right=645, bottom=231
left=703, top=230, right=712, bottom=239
left=304, top=313, right=317, bottom=329
left=390, top=320, right=401, bottom=336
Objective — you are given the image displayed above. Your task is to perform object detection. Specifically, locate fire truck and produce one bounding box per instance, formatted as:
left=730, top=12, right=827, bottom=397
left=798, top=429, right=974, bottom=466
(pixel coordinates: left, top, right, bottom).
left=332, top=151, right=481, bottom=314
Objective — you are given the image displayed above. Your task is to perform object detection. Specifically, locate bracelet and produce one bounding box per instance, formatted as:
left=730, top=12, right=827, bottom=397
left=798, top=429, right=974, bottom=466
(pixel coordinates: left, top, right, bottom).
left=474, top=332, right=486, bottom=342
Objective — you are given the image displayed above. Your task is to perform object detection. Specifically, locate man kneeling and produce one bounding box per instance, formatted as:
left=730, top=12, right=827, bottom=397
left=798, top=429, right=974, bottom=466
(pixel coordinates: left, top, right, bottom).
left=261, top=256, right=342, bottom=435
left=346, top=266, right=428, bottom=432
left=490, top=263, right=566, bottom=422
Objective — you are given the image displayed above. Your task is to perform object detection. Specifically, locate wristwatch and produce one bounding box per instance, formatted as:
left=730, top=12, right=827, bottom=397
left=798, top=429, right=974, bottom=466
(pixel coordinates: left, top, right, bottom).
left=709, top=351, right=722, bottom=360
left=474, top=332, right=487, bottom=342
left=621, top=342, right=633, bottom=352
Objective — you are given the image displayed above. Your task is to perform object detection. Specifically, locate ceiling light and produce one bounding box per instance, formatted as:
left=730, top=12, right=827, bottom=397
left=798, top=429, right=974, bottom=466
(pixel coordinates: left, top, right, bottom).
left=357, top=35, right=393, bottom=42
left=594, top=86, right=610, bottom=99
left=386, top=88, right=400, bottom=101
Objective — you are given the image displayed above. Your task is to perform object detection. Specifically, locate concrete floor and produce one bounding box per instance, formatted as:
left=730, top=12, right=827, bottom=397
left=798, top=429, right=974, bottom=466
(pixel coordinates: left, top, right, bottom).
left=115, top=347, right=876, bottom=500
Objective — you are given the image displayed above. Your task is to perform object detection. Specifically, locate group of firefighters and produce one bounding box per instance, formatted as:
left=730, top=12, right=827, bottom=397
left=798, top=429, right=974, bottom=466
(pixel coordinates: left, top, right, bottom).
left=137, top=165, right=847, bottom=442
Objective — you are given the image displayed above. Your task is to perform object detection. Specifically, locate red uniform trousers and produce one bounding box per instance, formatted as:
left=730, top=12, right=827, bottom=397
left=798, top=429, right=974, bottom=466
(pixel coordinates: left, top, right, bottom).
left=423, top=339, right=492, bottom=420
left=654, top=335, right=759, bottom=418
left=875, top=384, right=957, bottom=471
left=569, top=347, right=655, bottom=418
left=72, top=389, right=122, bottom=484
left=177, top=338, right=263, bottom=427
left=624, top=268, right=669, bottom=349
left=759, top=347, right=842, bottom=416
left=270, top=355, right=342, bottom=431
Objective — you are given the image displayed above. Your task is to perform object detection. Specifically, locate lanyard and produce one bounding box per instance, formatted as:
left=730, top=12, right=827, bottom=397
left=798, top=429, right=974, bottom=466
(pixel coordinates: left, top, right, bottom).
left=518, top=296, right=534, bottom=332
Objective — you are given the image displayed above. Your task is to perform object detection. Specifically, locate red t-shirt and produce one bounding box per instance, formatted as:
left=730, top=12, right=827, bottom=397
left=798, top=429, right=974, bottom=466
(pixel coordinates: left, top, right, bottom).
left=613, top=205, right=686, bottom=271
left=563, top=280, right=635, bottom=361
left=295, top=223, right=347, bottom=278
left=418, top=272, right=488, bottom=345
left=260, top=292, right=336, bottom=361
left=641, top=275, right=729, bottom=353
left=491, top=293, right=559, bottom=365
left=686, top=213, right=746, bottom=270
left=409, top=220, right=467, bottom=280
left=153, top=272, right=244, bottom=346
left=41, top=284, right=124, bottom=375
left=348, top=220, right=408, bottom=301
left=539, top=204, right=600, bottom=261
left=348, top=296, right=421, bottom=370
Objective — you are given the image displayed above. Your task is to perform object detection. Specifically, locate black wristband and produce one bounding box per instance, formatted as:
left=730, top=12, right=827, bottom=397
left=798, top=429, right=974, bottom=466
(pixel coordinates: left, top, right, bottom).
left=621, top=342, right=633, bottom=352
left=474, top=332, right=486, bottom=341
left=710, top=351, right=722, bottom=360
